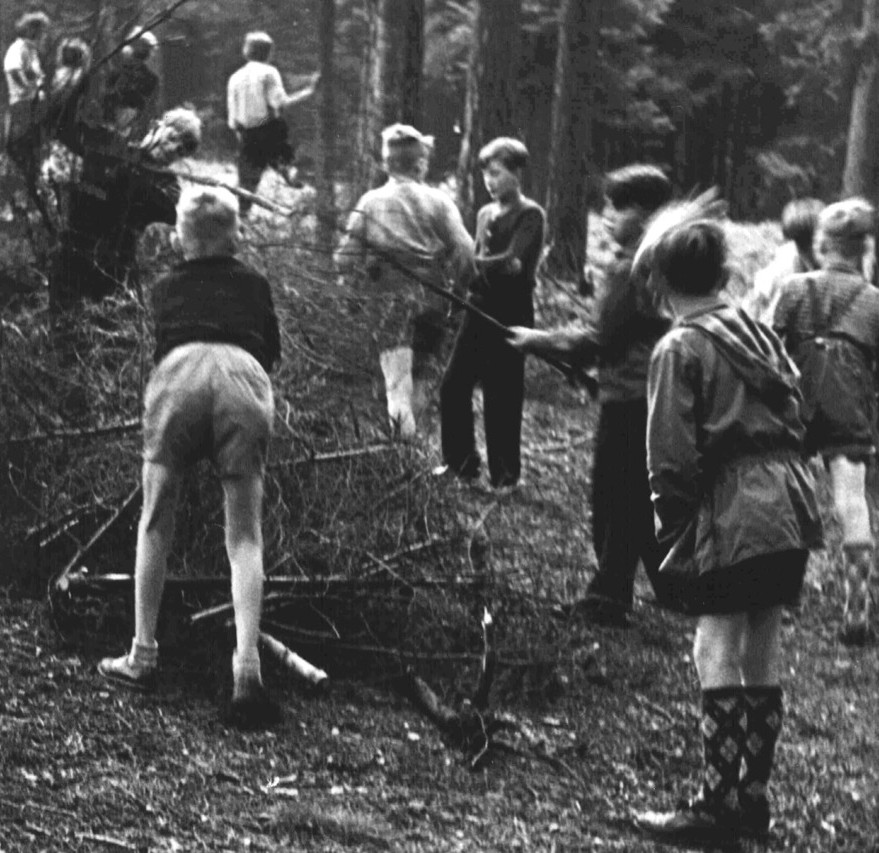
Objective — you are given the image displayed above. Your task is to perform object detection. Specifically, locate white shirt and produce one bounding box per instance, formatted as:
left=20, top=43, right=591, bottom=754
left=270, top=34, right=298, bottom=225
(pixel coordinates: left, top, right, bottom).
left=4, top=38, right=43, bottom=104
left=226, top=61, right=286, bottom=130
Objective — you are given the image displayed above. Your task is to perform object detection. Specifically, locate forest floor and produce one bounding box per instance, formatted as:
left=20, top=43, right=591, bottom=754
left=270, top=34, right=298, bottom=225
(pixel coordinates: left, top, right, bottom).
left=2, top=369, right=878, bottom=852
left=1, top=168, right=878, bottom=852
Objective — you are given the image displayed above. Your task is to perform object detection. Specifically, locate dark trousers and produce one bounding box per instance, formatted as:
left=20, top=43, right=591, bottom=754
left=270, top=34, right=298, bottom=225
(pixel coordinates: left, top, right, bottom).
left=237, top=118, right=294, bottom=213
left=588, top=398, right=666, bottom=607
left=440, top=313, right=525, bottom=487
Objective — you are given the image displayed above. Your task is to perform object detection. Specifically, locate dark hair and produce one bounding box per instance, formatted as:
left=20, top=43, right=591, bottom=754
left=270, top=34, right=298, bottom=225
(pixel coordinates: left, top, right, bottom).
left=478, top=137, right=529, bottom=172
left=604, top=164, right=672, bottom=213
left=58, top=38, right=89, bottom=68
left=243, top=32, right=273, bottom=62
left=653, top=220, right=728, bottom=296
left=781, top=198, right=824, bottom=254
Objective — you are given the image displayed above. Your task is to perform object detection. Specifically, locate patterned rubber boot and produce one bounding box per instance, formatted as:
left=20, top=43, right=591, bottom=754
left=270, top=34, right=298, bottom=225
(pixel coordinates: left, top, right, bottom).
left=636, top=687, right=744, bottom=842
left=841, top=543, right=874, bottom=646
left=739, top=686, right=784, bottom=839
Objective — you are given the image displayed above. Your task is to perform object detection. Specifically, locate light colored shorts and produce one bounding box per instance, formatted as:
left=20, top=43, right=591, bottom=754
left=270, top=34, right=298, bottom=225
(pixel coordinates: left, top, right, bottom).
left=143, top=342, right=274, bottom=477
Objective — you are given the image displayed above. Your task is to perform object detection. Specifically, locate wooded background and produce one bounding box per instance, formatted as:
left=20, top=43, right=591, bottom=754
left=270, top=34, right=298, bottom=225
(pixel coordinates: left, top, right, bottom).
left=3, top=0, right=878, bottom=281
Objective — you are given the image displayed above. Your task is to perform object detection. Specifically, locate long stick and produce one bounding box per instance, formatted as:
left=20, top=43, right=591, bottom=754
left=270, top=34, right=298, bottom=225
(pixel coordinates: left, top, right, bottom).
left=348, top=214, right=598, bottom=394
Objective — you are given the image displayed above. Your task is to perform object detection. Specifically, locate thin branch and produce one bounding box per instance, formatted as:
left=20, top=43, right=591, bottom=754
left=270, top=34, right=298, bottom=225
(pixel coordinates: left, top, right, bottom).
left=4, top=419, right=140, bottom=448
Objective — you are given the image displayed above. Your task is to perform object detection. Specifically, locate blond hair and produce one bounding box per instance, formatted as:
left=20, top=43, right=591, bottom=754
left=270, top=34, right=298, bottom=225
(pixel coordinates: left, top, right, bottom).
left=176, top=186, right=239, bottom=257
left=815, top=197, right=874, bottom=264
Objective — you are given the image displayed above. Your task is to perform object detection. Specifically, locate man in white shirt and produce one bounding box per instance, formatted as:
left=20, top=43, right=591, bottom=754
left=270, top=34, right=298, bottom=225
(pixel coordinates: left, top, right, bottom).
left=226, top=31, right=318, bottom=214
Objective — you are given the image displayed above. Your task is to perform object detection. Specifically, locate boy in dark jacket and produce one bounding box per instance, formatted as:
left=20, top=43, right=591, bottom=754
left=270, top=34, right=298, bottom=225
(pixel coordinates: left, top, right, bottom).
left=98, top=185, right=282, bottom=730
left=439, top=136, right=544, bottom=490
left=508, top=164, right=672, bottom=623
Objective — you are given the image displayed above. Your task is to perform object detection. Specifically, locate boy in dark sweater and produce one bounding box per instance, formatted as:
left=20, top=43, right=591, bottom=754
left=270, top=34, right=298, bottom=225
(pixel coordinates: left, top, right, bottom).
left=508, top=164, right=672, bottom=624
left=99, top=185, right=282, bottom=729
left=439, top=136, right=545, bottom=490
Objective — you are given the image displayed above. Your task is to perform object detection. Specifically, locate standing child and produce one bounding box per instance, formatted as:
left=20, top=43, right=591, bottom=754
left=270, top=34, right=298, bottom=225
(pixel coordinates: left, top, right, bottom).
left=744, top=197, right=824, bottom=324
left=773, top=198, right=879, bottom=644
left=334, top=123, right=475, bottom=438
left=508, top=164, right=672, bottom=623
left=439, top=137, right=544, bottom=490
left=634, top=219, right=822, bottom=844
left=98, top=185, right=282, bottom=730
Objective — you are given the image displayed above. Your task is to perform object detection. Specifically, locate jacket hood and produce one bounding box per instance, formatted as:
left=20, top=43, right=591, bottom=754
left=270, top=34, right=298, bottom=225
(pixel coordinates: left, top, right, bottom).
left=681, top=305, right=799, bottom=401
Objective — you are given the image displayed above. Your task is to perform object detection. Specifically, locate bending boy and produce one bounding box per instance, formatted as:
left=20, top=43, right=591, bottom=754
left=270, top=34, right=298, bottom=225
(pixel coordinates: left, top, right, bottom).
left=99, top=185, right=282, bottom=728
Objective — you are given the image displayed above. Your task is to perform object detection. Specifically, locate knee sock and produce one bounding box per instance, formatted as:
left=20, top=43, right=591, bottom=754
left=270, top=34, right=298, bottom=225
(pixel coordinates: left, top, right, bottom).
left=740, top=686, right=783, bottom=819
left=379, top=347, right=416, bottom=438
left=842, top=543, right=874, bottom=632
left=700, top=687, right=746, bottom=814
left=127, top=637, right=158, bottom=672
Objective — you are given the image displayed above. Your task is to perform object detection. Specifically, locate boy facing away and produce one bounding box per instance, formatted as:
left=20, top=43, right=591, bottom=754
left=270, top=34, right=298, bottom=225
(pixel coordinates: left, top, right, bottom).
left=439, top=136, right=545, bottom=490
left=99, top=185, right=282, bottom=729
left=508, top=164, right=672, bottom=624
left=334, top=123, right=475, bottom=439
left=772, top=198, right=879, bottom=645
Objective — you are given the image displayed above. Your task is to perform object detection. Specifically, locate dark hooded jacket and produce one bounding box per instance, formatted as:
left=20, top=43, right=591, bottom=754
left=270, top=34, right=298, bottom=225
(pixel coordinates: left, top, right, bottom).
left=647, top=303, right=823, bottom=578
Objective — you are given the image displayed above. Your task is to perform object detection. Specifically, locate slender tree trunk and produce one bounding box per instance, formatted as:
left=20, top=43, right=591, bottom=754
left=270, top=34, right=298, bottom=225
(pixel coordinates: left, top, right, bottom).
left=356, top=0, right=425, bottom=195
left=545, top=0, right=594, bottom=285
left=842, top=0, right=879, bottom=199
left=456, top=0, right=522, bottom=228
left=315, top=0, right=337, bottom=255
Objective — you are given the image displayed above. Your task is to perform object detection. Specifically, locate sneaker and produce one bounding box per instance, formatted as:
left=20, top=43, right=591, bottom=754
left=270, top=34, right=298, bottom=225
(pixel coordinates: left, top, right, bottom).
left=226, top=682, right=282, bottom=731
left=97, top=654, right=157, bottom=693
left=634, top=798, right=739, bottom=844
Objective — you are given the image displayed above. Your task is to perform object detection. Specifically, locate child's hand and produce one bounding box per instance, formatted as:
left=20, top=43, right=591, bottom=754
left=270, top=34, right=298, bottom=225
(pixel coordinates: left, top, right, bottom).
left=506, top=326, right=539, bottom=351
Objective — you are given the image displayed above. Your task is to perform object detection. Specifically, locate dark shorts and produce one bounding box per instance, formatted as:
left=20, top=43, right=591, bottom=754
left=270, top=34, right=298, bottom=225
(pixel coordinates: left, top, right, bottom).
left=240, top=118, right=294, bottom=171
left=683, top=549, right=809, bottom=616
left=143, top=343, right=274, bottom=477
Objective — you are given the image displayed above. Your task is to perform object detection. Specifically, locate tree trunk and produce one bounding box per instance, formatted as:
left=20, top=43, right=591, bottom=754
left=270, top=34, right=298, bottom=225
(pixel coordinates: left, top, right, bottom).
left=315, top=0, right=337, bottom=255
left=544, top=0, right=594, bottom=285
left=356, top=0, right=425, bottom=195
left=842, top=0, right=879, bottom=199
left=456, top=0, right=523, bottom=228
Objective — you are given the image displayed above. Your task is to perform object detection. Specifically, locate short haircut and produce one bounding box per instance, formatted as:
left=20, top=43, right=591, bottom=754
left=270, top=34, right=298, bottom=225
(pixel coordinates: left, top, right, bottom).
left=176, top=186, right=239, bottom=255
left=815, top=197, right=874, bottom=262
left=781, top=198, right=825, bottom=254
left=652, top=220, right=728, bottom=296
left=604, top=164, right=672, bottom=214
left=16, top=11, right=50, bottom=38
left=383, top=138, right=431, bottom=176
left=158, top=107, right=202, bottom=156
left=243, top=31, right=274, bottom=62
left=478, top=137, right=529, bottom=172
left=57, top=37, right=90, bottom=69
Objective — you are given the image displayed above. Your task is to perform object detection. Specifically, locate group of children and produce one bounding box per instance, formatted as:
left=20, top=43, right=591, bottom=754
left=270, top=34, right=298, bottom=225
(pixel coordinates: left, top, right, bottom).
left=5, top=13, right=874, bottom=845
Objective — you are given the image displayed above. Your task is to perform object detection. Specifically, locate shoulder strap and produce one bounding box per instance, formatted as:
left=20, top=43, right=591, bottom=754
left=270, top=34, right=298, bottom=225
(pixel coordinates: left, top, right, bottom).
left=807, top=274, right=867, bottom=334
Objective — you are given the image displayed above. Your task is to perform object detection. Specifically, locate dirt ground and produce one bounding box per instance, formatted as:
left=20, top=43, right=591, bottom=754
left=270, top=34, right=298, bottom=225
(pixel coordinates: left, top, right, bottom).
left=2, top=356, right=878, bottom=853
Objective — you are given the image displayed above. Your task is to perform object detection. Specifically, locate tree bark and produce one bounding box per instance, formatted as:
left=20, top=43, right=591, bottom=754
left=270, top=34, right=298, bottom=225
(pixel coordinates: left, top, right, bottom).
left=842, top=0, right=879, bottom=199
left=315, top=0, right=338, bottom=255
left=456, top=0, right=523, bottom=228
left=544, top=0, right=594, bottom=284
left=355, top=0, right=425, bottom=195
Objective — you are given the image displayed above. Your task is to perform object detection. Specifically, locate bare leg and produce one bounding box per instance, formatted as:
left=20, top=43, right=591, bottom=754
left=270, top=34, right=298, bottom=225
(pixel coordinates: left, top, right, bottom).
left=222, top=473, right=266, bottom=689
left=134, top=462, right=181, bottom=647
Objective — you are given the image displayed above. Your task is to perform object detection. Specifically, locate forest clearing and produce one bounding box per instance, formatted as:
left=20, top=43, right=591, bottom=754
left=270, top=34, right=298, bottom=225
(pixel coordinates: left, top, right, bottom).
left=2, top=0, right=879, bottom=850
left=1, top=171, right=877, bottom=851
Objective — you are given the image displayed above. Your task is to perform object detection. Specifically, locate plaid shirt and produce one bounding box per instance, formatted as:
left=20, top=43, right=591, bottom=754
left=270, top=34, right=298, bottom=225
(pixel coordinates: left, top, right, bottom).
left=772, top=263, right=879, bottom=356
